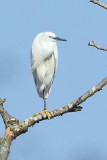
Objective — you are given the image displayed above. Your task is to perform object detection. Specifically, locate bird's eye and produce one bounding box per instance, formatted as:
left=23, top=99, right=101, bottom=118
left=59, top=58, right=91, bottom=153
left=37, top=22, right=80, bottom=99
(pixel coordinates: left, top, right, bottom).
left=49, top=36, right=53, bottom=39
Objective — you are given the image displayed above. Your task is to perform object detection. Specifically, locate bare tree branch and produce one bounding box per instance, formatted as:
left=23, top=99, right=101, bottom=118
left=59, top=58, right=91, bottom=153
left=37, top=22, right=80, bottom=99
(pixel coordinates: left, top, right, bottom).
left=88, top=41, right=107, bottom=51
left=0, top=126, right=16, bottom=160
left=0, top=77, right=107, bottom=160
left=90, top=0, right=107, bottom=9
left=19, top=76, right=107, bottom=130
left=0, top=99, right=13, bottom=128
left=0, top=100, right=15, bottom=160
left=1, top=77, right=107, bottom=138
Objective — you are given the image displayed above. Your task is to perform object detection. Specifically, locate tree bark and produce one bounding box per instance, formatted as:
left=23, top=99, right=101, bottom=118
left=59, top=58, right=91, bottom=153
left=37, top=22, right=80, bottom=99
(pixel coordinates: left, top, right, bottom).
left=0, top=138, right=12, bottom=160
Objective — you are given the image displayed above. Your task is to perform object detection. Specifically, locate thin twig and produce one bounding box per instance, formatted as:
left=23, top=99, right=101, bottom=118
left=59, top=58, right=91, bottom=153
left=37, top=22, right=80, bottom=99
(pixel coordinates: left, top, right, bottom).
left=0, top=99, right=12, bottom=128
left=90, top=0, right=107, bottom=9
left=88, top=41, right=107, bottom=51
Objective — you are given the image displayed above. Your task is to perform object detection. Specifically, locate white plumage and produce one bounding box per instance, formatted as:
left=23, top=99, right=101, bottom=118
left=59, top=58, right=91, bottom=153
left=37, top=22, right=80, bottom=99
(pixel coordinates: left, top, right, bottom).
left=31, top=32, right=66, bottom=110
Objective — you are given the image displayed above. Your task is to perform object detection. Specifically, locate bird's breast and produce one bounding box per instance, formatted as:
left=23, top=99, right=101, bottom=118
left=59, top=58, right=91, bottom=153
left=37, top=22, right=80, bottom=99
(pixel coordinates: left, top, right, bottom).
left=41, top=41, right=55, bottom=57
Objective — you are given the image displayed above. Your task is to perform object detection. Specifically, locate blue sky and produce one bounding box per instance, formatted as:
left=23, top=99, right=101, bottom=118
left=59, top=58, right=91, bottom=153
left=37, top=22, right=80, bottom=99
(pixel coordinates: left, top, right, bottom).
left=0, top=0, right=107, bottom=160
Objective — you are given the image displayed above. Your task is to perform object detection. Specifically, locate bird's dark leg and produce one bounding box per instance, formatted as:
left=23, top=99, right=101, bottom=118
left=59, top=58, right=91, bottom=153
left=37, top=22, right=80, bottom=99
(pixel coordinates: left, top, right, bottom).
left=43, top=98, right=46, bottom=110
left=43, top=90, right=46, bottom=110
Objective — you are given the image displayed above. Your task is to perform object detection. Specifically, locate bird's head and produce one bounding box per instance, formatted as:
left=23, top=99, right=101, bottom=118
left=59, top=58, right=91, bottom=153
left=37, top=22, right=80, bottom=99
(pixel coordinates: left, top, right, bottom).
left=37, top=32, right=67, bottom=43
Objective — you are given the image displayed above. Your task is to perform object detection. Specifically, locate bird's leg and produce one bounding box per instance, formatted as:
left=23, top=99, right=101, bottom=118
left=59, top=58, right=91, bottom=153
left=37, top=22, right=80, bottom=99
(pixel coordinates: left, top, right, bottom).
left=43, top=98, right=46, bottom=110
left=34, top=91, right=53, bottom=120
left=39, top=91, right=53, bottom=120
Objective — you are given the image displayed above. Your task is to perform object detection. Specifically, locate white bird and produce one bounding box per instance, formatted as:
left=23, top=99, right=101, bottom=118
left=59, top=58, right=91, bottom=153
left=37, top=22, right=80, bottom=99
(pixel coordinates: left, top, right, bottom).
left=31, top=32, right=67, bottom=117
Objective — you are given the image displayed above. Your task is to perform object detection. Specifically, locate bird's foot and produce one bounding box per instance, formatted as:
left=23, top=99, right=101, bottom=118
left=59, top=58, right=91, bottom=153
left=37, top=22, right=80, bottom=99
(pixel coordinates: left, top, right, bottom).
left=33, top=110, right=53, bottom=120
left=41, top=110, right=53, bottom=120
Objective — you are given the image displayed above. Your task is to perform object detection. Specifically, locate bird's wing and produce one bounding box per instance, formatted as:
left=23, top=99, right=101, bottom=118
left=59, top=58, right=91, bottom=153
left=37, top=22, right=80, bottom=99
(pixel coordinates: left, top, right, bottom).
left=31, top=50, right=45, bottom=72
left=54, top=44, right=58, bottom=73
left=31, top=41, right=55, bottom=72
left=51, top=44, right=58, bottom=85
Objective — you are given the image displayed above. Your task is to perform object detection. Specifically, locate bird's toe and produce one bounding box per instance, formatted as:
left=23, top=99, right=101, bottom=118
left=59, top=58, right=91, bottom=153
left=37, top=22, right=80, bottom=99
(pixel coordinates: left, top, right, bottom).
left=41, top=110, right=53, bottom=120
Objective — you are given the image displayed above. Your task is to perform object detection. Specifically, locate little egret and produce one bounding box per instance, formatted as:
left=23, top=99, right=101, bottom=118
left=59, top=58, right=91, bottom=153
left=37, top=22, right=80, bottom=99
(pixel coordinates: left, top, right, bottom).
left=31, top=32, right=67, bottom=119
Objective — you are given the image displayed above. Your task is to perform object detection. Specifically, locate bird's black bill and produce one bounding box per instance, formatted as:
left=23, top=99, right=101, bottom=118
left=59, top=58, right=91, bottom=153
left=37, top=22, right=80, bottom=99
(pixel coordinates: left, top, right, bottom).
left=49, top=36, right=67, bottom=41
left=54, top=37, right=67, bottom=41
